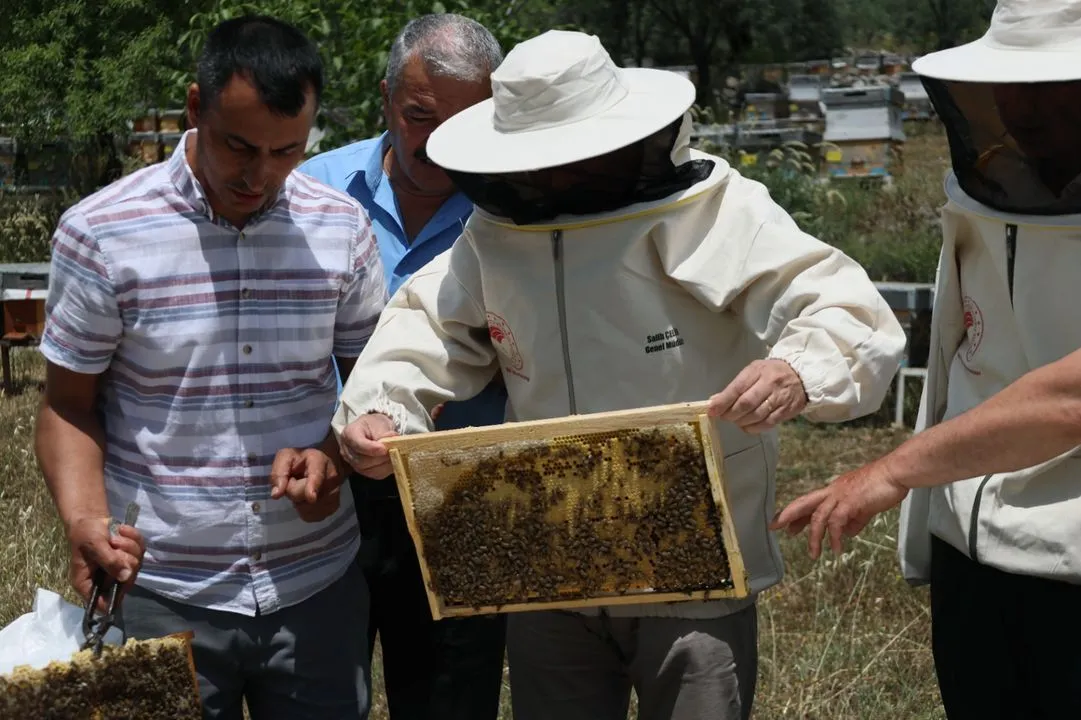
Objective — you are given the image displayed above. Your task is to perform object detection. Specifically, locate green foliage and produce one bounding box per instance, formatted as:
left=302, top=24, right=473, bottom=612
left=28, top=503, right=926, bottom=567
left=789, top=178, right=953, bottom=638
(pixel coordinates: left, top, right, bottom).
left=746, top=0, right=844, bottom=63
left=0, top=191, right=74, bottom=264
left=0, top=0, right=544, bottom=165
left=175, top=0, right=543, bottom=149
left=703, top=141, right=941, bottom=283
left=0, top=0, right=996, bottom=155
left=0, top=0, right=191, bottom=144
left=835, top=0, right=993, bottom=52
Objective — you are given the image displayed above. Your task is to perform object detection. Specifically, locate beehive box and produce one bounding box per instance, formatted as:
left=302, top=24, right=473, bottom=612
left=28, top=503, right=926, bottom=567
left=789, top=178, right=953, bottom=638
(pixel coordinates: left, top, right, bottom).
left=0, top=632, right=202, bottom=719
left=158, top=109, right=186, bottom=133
left=128, top=132, right=162, bottom=165
left=384, top=401, right=749, bottom=619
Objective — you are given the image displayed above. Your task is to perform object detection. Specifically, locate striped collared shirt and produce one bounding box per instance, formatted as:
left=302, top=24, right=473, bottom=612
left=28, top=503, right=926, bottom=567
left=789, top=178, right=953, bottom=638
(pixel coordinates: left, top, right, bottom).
left=40, top=130, right=388, bottom=615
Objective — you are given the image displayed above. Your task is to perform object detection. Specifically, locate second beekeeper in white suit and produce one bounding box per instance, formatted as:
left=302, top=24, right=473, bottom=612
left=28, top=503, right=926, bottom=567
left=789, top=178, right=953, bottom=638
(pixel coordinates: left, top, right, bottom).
left=330, top=29, right=905, bottom=720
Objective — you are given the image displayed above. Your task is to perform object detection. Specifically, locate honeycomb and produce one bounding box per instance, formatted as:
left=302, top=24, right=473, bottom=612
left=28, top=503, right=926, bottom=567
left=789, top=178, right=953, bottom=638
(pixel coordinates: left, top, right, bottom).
left=403, top=422, right=736, bottom=610
left=0, top=634, right=201, bottom=719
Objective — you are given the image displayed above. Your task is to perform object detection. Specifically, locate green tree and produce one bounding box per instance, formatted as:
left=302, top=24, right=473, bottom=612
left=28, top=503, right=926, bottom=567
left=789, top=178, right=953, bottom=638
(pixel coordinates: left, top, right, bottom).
left=553, top=0, right=655, bottom=67
left=175, top=0, right=543, bottom=151
left=790, top=0, right=844, bottom=61
left=645, top=0, right=752, bottom=108
left=0, top=0, right=547, bottom=191
left=832, top=0, right=993, bottom=52
left=0, top=0, right=194, bottom=190
left=921, top=0, right=994, bottom=49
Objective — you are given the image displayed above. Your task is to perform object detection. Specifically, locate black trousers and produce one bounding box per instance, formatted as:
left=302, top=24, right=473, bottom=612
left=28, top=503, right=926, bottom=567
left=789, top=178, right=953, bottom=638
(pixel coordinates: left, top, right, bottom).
left=930, top=535, right=1081, bottom=720
left=352, top=474, right=507, bottom=720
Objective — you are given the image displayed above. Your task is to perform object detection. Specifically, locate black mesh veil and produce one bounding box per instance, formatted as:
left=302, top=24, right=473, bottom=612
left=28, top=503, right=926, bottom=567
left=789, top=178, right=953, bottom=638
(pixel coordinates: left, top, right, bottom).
left=923, top=75, right=1081, bottom=215
left=442, top=119, right=716, bottom=226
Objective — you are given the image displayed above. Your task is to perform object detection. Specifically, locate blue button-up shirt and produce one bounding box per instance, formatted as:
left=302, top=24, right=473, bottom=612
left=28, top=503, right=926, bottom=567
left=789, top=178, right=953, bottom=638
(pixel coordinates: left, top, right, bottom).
left=299, top=134, right=507, bottom=430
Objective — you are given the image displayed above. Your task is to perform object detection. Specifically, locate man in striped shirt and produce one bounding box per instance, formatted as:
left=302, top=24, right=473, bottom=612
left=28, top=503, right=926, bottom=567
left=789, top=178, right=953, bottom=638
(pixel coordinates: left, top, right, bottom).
left=34, top=16, right=387, bottom=720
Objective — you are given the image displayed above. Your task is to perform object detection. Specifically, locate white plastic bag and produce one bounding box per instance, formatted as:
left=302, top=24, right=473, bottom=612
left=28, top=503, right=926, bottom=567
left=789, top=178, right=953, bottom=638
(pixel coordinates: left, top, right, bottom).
left=0, top=588, right=123, bottom=675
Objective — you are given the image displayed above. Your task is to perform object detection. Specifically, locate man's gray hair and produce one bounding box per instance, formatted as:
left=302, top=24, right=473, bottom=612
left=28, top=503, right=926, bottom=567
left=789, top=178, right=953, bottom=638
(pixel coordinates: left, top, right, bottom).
left=385, top=13, right=503, bottom=96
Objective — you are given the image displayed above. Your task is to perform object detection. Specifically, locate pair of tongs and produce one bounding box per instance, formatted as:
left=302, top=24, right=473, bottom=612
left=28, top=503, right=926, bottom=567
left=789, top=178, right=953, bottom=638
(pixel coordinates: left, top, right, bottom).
left=81, top=502, right=140, bottom=658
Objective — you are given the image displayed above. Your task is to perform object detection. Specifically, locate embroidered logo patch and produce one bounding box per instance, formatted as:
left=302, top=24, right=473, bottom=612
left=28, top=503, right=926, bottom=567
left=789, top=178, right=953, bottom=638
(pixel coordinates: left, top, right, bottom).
left=487, top=312, right=528, bottom=381
left=961, top=295, right=984, bottom=372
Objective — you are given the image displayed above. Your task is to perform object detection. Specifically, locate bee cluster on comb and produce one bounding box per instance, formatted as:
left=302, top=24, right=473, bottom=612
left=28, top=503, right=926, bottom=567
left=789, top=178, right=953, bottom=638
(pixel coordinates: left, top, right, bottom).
left=391, top=414, right=747, bottom=618
left=0, top=634, right=201, bottom=719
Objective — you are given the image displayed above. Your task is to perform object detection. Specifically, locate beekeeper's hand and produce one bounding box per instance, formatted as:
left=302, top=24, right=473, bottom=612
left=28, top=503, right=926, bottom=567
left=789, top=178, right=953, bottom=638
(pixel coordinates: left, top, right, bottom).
left=339, top=413, right=399, bottom=479
left=770, top=460, right=909, bottom=558
left=270, top=443, right=345, bottom=522
left=708, top=359, right=808, bottom=433
left=66, top=515, right=145, bottom=612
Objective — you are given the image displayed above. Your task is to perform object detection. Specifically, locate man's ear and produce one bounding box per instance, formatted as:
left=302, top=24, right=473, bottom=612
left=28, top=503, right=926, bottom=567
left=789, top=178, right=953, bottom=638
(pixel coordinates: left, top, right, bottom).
left=186, top=83, right=201, bottom=129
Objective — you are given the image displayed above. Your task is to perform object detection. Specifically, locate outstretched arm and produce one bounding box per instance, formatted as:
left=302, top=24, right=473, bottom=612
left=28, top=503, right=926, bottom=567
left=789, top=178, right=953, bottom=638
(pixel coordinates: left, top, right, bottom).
left=772, top=346, right=1081, bottom=557
left=332, top=233, right=501, bottom=477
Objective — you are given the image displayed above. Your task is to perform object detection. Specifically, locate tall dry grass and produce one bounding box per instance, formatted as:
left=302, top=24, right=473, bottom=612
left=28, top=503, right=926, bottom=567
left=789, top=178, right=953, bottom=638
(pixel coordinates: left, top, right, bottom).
left=0, top=352, right=941, bottom=719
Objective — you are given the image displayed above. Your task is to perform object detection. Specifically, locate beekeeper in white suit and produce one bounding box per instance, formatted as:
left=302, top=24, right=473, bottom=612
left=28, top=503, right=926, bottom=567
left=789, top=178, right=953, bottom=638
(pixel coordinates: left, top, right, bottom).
left=774, top=2, right=1081, bottom=717
left=327, top=29, right=905, bottom=720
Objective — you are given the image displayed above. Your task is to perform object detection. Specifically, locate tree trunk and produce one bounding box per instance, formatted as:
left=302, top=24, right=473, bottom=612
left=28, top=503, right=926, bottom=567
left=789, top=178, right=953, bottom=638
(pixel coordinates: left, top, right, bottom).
left=631, top=2, right=649, bottom=67
left=608, top=0, right=629, bottom=64
left=691, top=45, right=713, bottom=110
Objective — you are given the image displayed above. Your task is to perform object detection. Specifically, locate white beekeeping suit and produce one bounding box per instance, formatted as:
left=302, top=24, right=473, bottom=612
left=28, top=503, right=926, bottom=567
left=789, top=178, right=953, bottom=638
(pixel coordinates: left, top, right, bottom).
left=898, top=0, right=1081, bottom=587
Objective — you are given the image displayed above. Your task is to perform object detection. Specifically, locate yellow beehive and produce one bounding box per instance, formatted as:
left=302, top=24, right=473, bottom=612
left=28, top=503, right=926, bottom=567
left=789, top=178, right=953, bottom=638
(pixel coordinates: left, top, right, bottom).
left=0, top=633, right=202, bottom=719
left=384, top=401, right=749, bottom=619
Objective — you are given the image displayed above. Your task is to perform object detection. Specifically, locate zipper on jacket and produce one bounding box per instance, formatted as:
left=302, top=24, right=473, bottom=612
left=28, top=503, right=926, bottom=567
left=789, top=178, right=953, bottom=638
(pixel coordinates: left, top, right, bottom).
left=551, top=230, right=577, bottom=414
left=1005, top=224, right=1017, bottom=306
left=967, top=474, right=994, bottom=563
left=964, top=227, right=1015, bottom=563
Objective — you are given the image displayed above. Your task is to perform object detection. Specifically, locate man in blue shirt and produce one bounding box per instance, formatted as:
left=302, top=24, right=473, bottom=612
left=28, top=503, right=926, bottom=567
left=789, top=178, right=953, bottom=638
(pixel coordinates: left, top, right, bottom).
left=299, top=13, right=507, bottom=720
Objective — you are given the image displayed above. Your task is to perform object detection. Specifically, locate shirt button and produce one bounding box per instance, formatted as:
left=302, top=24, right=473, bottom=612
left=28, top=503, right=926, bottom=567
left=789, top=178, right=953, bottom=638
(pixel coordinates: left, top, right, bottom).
left=252, top=502, right=260, bottom=513
left=246, top=452, right=257, bottom=464
left=241, top=287, right=251, bottom=299
left=244, top=398, right=254, bottom=408
left=251, top=551, right=262, bottom=562
left=242, top=344, right=252, bottom=355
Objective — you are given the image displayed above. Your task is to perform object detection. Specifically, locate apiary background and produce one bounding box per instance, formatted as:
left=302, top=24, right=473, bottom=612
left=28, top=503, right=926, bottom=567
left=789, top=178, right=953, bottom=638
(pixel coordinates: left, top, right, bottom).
left=385, top=403, right=749, bottom=619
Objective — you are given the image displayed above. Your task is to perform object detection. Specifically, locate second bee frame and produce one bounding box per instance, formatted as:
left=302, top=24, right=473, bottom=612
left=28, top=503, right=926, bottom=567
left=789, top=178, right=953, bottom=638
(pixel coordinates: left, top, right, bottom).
left=383, top=401, right=750, bottom=620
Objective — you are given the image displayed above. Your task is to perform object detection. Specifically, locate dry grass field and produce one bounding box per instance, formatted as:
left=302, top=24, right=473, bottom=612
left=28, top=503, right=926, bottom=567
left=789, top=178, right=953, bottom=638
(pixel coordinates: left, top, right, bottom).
left=0, top=125, right=953, bottom=718
left=0, top=353, right=940, bottom=720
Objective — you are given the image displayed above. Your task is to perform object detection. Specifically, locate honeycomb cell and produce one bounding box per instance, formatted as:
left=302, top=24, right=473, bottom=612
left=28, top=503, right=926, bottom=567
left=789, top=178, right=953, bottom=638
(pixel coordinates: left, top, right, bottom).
left=0, top=634, right=201, bottom=719
left=402, top=423, right=736, bottom=611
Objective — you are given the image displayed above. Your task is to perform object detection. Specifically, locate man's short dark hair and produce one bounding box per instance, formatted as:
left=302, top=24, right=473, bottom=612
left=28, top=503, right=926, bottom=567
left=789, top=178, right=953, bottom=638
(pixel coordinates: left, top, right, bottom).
left=197, top=15, right=323, bottom=116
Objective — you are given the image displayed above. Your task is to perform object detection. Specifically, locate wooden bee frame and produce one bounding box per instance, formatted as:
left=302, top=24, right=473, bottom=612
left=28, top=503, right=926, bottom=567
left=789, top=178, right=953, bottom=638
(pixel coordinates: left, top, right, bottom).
left=0, top=630, right=202, bottom=719
left=383, top=401, right=750, bottom=620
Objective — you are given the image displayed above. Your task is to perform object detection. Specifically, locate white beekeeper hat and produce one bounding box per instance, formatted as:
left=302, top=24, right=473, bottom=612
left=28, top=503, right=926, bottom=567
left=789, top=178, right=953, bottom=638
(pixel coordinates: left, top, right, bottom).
left=425, top=29, right=697, bottom=174
left=914, top=0, right=1081, bottom=82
